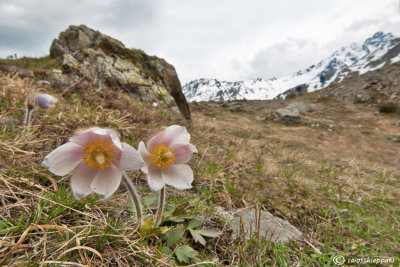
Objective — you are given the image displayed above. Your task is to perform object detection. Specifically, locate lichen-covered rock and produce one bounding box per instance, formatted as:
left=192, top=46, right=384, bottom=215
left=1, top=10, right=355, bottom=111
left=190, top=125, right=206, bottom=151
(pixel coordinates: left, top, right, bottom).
left=49, top=24, right=191, bottom=120
left=48, top=70, right=77, bottom=92
left=216, top=207, right=302, bottom=243
left=156, top=59, right=191, bottom=120
left=62, top=54, right=78, bottom=74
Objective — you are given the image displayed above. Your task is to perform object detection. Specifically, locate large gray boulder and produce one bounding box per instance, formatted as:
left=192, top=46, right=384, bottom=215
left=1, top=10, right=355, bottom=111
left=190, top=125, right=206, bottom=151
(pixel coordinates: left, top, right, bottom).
left=50, top=25, right=191, bottom=120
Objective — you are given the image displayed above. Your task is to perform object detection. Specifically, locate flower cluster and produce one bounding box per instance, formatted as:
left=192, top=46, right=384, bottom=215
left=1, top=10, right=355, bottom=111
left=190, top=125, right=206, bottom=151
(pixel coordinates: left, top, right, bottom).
left=42, top=125, right=196, bottom=200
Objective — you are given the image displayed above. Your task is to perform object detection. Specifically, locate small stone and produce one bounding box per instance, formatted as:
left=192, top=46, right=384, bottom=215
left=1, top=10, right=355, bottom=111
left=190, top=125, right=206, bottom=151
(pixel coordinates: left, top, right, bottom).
left=362, top=84, right=372, bottom=90
left=0, top=116, right=20, bottom=126
left=392, top=120, right=400, bottom=126
left=255, top=116, right=266, bottom=121
left=229, top=106, right=243, bottom=112
left=386, top=135, right=400, bottom=142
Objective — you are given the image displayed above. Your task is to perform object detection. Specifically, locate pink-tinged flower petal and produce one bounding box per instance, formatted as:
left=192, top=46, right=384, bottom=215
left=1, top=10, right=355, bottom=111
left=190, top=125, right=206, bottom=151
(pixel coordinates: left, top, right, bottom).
left=147, top=165, right=165, bottom=191
left=161, top=164, right=193, bottom=190
left=70, top=128, right=123, bottom=152
left=70, top=162, right=97, bottom=200
left=69, top=128, right=100, bottom=147
left=138, top=141, right=150, bottom=173
left=90, top=164, right=122, bottom=200
left=120, top=142, right=144, bottom=171
left=42, top=142, right=83, bottom=176
left=75, top=127, right=102, bottom=136
left=162, top=125, right=190, bottom=147
left=91, top=128, right=122, bottom=150
left=188, top=144, right=198, bottom=153
left=172, top=144, right=197, bottom=164
left=147, top=131, right=163, bottom=151
left=138, top=141, right=150, bottom=163
left=141, top=163, right=149, bottom=174
left=35, top=94, right=57, bottom=109
left=112, top=144, right=122, bottom=164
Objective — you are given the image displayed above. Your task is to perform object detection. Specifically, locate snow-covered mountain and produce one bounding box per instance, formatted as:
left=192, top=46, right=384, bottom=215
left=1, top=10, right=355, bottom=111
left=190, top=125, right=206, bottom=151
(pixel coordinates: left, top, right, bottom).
left=183, top=32, right=400, bottom=102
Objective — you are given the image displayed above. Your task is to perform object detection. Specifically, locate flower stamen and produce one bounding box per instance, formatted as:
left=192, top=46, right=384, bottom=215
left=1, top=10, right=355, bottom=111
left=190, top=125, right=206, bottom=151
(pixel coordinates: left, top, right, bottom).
left=150, top=144, right=175, bottom=169
left=82, top=138, right=114, bottom=169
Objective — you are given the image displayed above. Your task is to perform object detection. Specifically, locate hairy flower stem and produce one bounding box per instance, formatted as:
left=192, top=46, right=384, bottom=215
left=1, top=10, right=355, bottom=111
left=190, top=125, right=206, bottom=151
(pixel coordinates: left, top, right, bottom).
left=23, top=108, right=33, bottom=129
left=122, top=172, right=142, bottom=226
left=27, top=109, right=34, bottom=127
left=155, top=186, right=166, bottom=227
left=23, top=108, right=29, bottom=128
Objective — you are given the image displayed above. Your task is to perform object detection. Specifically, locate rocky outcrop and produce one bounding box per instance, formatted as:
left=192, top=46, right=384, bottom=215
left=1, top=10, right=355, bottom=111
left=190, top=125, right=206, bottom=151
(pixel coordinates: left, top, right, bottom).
left=49, top=25, right=191, bottom=120
left=156, top=59, right=191, bottom=120
left=271, top=101, right=311, bottom=125
left=275, top=84, right=309, bottom=100
left=0, top=65, right=34, bottom=78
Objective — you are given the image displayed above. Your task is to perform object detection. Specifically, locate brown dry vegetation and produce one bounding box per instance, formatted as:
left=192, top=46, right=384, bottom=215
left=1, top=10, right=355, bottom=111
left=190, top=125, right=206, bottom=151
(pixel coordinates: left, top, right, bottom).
left=0, top=61, right=399, bottom=266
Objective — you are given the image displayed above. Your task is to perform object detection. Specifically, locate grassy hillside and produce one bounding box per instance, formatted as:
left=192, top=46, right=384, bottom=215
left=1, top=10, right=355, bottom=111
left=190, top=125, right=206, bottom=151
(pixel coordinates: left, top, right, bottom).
left=0, top=59, right=399, bottom=266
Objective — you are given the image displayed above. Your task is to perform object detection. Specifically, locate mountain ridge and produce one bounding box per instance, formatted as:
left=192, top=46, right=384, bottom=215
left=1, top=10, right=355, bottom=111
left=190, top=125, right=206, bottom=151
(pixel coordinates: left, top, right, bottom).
left=183, top=32, right=400, bottom=102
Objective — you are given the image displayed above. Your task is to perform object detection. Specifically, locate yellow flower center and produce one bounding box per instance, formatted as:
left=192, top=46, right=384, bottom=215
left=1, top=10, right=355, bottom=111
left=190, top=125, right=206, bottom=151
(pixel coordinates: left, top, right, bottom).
left=82, top=138, right=115, bottom=169
left=150, top=144, right=175, bottom=169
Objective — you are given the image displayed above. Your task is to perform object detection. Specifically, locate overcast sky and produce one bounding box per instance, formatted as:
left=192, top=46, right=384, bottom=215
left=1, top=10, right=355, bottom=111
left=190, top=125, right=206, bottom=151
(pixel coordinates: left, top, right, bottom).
left=1, top=0, right=399, bottom=83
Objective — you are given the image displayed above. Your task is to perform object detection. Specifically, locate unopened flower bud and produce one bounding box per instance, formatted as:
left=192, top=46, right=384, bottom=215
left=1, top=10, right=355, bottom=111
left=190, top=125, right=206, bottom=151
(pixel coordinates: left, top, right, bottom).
left=35, top=94, right=57, bottom=109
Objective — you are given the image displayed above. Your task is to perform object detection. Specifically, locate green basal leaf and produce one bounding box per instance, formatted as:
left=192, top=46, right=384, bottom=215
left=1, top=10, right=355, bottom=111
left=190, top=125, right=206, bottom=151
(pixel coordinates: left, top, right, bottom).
left=175, top=245, right=198, bottom=264
left=139, top=219, right=154, bottom=237
left=189, top=229, right=206, bottom=246
left=163, top=206, right=175, bottom=217
left=197, top=228, right=223, bottom=237
left=187, top=216, right=205, bottom=229
left=166, top=224, right=185, bottom=246
left=143, top=192, right=158, bottom=209
left=172, top=202, right=190, bottom=216
left=164, top=213, right=195, bottom=223
left=158, top=226, right=169, bottom=234
left=160, top=246, right=173, bottom=256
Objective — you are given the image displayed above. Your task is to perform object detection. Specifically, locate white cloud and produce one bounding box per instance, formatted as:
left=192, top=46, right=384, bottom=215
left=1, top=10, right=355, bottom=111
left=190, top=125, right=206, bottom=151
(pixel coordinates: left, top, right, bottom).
left=0, top=0, right=399, bottom=83
left=245, top=39, right=321, bottom=79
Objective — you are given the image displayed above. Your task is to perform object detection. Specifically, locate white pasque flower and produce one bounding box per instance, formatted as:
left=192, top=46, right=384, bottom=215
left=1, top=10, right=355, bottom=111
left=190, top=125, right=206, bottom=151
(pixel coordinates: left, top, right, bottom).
left=42, top=127, right=144, bottom=200
left=35, top=94, right=57, bottom=109
left=138, top=125, right=197, bottom=191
